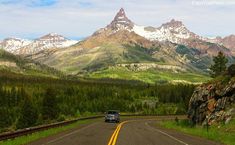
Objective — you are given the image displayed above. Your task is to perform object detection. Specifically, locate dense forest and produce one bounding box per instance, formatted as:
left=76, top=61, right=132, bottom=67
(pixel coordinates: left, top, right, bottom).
left=0, top=72, right=195, bottom=132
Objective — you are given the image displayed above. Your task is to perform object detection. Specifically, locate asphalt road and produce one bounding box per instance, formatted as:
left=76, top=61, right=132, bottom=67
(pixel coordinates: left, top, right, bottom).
left=29, top=116, right=222, bottom=145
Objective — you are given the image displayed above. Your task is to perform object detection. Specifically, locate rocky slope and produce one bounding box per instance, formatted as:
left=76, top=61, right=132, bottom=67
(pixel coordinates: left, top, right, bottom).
left=0, top=33, right=78, bottom=55
left=206, top=35, right=235, bottom=54
left=188, top=68, right=235, bottom=125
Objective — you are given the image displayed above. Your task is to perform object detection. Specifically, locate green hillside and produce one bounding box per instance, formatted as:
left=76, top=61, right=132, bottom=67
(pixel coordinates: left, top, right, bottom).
left=0, top=49, right=63, bottom=77
left=89, top=67, right=211, bottom=84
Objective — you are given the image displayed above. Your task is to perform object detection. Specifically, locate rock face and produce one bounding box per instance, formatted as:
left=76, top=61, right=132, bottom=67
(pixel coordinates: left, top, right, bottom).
left=188, top=77, right=235, bottom=125
left=107, top=8, right=134, bottom=31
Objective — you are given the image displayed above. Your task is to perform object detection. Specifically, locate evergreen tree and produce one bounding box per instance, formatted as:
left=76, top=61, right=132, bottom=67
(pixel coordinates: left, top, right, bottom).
left=210, top=51, right=228, bottom=77
left=0, top=107, right=13, bottom=129
left=17, top=90, right=38, bottom=129
left=42, top=88, right=58, bottom=120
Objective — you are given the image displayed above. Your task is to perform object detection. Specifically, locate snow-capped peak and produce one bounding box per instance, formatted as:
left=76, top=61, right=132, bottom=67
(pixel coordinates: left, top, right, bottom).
left=0, top=38, right=32, bottom=53
left=133, top=19, right=199, bottom=43
left=0, top=34, right=78, bottom=55
left=38, top=33, right=66, bottom=41
left=95, top=9, right=200, bottom=44
left=15, top=33, right=78, bottom=55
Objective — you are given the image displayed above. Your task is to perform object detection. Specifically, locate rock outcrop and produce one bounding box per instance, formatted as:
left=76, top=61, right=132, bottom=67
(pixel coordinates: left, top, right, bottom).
left=188, top=77, right=235, bottom=125
left=116, top=63, right=186, bottom=72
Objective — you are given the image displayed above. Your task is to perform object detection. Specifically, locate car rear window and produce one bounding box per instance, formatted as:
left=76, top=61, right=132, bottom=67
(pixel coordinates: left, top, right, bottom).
left=107, top=111, right=118, bottom=114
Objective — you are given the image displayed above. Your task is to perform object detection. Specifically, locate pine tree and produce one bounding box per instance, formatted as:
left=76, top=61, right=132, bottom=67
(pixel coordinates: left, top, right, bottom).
left=17, top=90, right=38, bottom=129
left=42, top=88, right=58, bottom=120
left=0, top=107, right=13, bottom=128
left=210, top=51, right=228, bottom=77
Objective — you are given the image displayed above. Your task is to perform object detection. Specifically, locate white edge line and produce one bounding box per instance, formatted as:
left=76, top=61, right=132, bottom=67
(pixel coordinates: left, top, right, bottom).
left=145, top=122, right=189, bottom=145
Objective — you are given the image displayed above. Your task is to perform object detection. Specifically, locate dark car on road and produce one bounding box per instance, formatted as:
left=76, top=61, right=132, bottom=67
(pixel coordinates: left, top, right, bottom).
left=105, top=110, right=120, bottom=123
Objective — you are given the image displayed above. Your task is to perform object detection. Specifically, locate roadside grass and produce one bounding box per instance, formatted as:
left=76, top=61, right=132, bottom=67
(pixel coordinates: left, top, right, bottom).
left=0, top=119, right=95, bottom=145
left=89, top=67, right=210, bottom=84
left=159, top=119, right=235, bottom=145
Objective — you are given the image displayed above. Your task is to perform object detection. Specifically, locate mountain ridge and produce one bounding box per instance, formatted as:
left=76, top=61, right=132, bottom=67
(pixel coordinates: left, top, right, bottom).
left=92, top=8, right=233, bottom=57
left=1, top=8, right=234, bottom=56
left=0, top=33, right=78, bottom=55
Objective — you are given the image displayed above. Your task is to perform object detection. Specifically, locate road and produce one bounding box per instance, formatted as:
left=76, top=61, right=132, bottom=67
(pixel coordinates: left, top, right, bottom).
left=29, top=116, right=222, bottom=145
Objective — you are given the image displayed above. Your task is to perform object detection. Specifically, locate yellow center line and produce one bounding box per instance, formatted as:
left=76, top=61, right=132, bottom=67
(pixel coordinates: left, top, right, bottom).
left=107, top=117, right=187, bottom=145
left=111, top=123, right=123, bottom=145
left=107, top=124, right=121, bottom=145
left=107, top=120, right=132, bottom=145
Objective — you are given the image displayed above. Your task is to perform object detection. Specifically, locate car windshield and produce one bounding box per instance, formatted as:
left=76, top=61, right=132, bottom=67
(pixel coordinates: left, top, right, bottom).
left=107, top=111, right=118, bottom=114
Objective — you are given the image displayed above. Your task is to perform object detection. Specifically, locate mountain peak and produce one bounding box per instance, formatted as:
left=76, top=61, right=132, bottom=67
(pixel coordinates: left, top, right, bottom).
left=38, top=33, right=67, bottom=41
left=0, top=37, right=32, bottom=53
left=115, top=8, right=126, bottom=18
left=161, top=19, right=184, bottom=28
left=107, top=8, right=134, bottom=31
left=47, top=33, right=60, bottom=37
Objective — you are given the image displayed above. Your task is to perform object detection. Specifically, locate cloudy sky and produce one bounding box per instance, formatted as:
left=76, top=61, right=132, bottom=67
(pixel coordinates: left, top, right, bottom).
left=0, top=0, right=235, bottom=40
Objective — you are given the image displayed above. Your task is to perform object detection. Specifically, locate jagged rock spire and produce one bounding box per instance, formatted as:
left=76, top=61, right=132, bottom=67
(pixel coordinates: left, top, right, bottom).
left=107, top=8, right=134, bottom=31
left=113, top=8, right=127, bottom=20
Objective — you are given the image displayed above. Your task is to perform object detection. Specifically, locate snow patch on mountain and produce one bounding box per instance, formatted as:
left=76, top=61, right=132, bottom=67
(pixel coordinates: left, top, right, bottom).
left=97, top=8, right=201, bottom=44
left=0, top=33, right=78, bottom=55
left=132, top=19, right=200, bottom=43
left=0, top=38, right=32, bottom=53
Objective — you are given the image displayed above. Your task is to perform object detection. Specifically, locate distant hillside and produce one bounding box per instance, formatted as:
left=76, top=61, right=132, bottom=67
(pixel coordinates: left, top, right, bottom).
left=0, top=49, right=63, bottom=77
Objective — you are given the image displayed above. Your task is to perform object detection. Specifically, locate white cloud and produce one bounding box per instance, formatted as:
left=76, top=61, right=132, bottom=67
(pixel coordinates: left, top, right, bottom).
left=0, top=0, right=234, bottom=39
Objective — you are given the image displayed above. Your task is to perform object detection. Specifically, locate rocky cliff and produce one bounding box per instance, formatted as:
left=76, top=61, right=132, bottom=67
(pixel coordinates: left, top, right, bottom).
left=188, top=71, right=235, bottom=125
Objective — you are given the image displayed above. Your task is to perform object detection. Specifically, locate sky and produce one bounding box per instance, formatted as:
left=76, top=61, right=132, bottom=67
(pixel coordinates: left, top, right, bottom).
left=0, top=0, right=235, bottom=40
